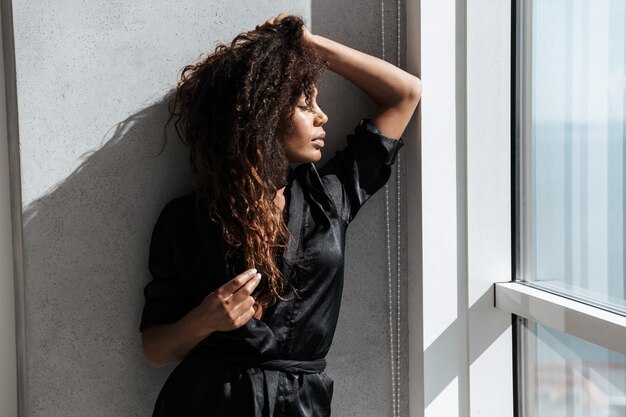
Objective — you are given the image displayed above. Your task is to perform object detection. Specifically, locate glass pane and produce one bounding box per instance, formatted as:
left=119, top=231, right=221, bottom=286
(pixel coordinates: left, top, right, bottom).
left=529, top=0, right=626, bottom=314
left=530, top=322, right=626, bottom=417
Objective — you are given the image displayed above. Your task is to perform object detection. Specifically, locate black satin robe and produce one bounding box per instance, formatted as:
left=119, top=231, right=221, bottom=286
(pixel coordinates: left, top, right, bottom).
left=140, top=118, right=404, bottom=417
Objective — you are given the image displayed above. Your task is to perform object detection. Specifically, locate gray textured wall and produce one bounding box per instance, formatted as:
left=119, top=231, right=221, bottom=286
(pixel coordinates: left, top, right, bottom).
left=12, top=1, right=408, bottom=415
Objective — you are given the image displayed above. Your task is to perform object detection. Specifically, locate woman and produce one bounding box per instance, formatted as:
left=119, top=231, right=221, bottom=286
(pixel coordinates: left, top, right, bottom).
left=140, top=13, right=421, bottom=417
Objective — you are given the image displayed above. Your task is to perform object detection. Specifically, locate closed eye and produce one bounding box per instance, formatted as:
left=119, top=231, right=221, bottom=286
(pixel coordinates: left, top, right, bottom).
left=298, top=105, right=315, bottom=113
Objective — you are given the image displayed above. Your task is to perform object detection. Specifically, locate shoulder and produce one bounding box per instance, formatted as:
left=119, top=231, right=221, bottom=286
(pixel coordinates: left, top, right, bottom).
left=150, top=191, right=219, bottom=262
left=349, top=118, right=405, bottom=165
left=158, top=191, right=196, bottom=219
left=171, top=191, right=197, bottom=211
left=153, top=191, right=201, bottom=234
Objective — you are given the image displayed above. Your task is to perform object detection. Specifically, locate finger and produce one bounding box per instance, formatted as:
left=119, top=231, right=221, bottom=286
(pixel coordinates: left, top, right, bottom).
left=230, top=272, right=262, bottom=303
left=267, top=13, right=289, bottom=26
left=234, top=304, right=257, bottom=327
left=230, top=294, right=256, bottom=320
left=217, top=268, right=258, bottom=299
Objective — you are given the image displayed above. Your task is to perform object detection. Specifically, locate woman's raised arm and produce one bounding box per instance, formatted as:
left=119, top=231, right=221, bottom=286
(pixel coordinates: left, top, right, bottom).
left=263, top=12, right=421, bottom=140
left=307, top=32, right=421, bottom=140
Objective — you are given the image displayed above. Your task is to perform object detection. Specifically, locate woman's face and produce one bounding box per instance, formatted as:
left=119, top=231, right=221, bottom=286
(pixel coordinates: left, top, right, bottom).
left=283, top=86, right=328, bottom=164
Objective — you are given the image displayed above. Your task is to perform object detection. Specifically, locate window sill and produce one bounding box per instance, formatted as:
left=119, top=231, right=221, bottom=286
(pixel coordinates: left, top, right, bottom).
left=494, top=281, right=626, bottom=356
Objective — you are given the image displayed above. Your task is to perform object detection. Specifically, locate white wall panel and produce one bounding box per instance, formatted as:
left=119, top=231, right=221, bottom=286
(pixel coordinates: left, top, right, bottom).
left=409, top=0, right=513, bottom=416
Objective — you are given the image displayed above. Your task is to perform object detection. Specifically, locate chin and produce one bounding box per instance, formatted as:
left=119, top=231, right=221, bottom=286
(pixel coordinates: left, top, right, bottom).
left=309, top=152, right=323, bottom=163
left=287, top=148, right=323, bottom=164
left=292, top=152, right=322, bottom=164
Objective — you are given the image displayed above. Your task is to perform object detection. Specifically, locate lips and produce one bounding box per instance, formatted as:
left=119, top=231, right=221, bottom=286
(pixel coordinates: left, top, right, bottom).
left=312, top=135, right=325, bottom=148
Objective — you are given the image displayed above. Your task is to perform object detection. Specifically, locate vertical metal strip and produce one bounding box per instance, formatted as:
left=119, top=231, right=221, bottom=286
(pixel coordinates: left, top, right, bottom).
left=522, top=2, right=535, bottom=411
left=395, top=0, right=402, bottom=415
left=514, top=0, right=534, bottom=416
left=383, top=0, right=406, bottom=415
left=519, top=0, right=533, bottom=285
left=0, top=0, right=25, bottom=415
left=381, top=0, right=401, bottom=415
left=455, top=0, right=470, bottom=412
left=381, top=0, right=402, bottom=417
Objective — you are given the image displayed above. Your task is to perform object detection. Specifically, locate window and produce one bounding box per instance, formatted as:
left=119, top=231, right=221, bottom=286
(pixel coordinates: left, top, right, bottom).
left=527, top=322, right=626, bottom=416
left=527, top=0, right=626, bottom=316
left=497, top=0, right=626, bottom=416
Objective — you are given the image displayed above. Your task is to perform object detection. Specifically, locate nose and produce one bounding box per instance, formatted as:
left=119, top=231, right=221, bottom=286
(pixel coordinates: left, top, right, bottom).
left=314, top=106, right=328, bottom=126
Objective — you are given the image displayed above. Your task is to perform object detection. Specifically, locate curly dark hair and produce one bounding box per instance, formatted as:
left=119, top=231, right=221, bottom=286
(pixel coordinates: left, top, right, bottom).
left=159, top=15, right=327, bottom=317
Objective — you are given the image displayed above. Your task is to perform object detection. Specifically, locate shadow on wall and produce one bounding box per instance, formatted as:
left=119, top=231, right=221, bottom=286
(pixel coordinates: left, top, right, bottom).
left=21, top=93, right=191, bottom=415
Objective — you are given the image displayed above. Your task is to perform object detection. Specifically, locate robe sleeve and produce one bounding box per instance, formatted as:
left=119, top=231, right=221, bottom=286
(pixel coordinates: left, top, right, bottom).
left=317, top=118, right=405, bottom=223
left=139, top=198, right=191, bottom=332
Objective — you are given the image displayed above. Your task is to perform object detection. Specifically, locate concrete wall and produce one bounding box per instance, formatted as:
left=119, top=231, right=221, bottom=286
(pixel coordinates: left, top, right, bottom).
left=7, top=1, right=408, bottom=416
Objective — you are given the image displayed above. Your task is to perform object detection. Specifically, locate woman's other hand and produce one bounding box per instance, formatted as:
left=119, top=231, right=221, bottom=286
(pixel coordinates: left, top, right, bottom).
left=193, top=268, right=262, bottom=333
left=141, top=269, right=262, bottom=367
left=257, top=13, right=315, bottom=45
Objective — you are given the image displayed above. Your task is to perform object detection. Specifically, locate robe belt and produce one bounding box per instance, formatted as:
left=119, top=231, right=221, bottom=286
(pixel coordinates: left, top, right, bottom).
left=198, top=353, right=327, bottom=417
left=228, top=357, right=327, bottom=373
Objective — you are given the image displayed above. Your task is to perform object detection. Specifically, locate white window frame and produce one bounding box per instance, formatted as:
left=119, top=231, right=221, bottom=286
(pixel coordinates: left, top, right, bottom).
left=410, top=0, right=626, bottom=413
left=493, top=0, right=626, bottom=387
left=495, top=282, right=626, bottom=357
